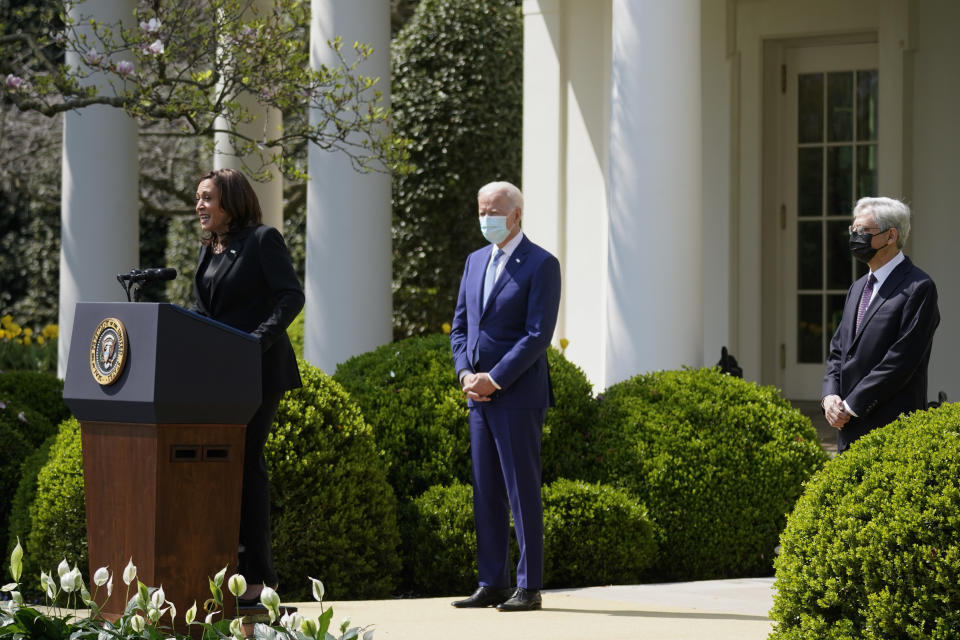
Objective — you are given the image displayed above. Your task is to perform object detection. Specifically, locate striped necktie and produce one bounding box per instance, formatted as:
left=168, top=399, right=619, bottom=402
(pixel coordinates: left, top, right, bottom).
left=483, top=249, right=504, bottom=308
left=855, top=273, right=877, bottom=333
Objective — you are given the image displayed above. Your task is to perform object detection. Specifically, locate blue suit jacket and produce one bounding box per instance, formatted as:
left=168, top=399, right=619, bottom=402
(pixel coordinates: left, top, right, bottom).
left=450, top=235, right=562, bottom=409
left=822, top=256, right=939, bottom=451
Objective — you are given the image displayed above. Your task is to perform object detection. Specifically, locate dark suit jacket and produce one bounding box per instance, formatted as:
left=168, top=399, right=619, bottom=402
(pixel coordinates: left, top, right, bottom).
left=194, top=224, right=304, bottom=394
left=450, top=235, right=562, bottom=409
left=822, top=256, right=939, bottom=451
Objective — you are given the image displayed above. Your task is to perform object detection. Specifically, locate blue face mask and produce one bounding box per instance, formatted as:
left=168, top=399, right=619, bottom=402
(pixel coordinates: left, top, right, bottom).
left=480, top=215, right=511, bottom=245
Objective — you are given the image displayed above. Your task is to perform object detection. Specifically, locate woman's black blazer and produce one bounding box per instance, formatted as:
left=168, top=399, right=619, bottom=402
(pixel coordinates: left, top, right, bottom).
left=193, top=224, right=304, bottom=393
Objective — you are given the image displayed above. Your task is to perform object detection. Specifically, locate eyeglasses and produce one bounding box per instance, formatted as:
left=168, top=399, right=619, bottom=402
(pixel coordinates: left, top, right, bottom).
left=848, top=225, right=888, bottom=235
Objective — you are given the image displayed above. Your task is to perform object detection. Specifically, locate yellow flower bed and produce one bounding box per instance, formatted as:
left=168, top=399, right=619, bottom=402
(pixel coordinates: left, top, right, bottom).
left=0, top=315, right=58, bottom=373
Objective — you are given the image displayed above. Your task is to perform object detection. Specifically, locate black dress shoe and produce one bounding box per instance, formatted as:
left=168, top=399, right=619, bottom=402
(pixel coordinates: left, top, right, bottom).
left=496, top=587, right=542, bottom=611
left=451, top=586, right=514, bottom=608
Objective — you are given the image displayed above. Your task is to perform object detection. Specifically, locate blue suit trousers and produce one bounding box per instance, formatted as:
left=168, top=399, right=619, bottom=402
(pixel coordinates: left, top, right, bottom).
left=469, top=404, right=545, bottom=590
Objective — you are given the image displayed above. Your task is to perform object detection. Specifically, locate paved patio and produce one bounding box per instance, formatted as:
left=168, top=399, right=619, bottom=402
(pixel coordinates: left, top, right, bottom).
left=288, top=577, right=776, bottom=640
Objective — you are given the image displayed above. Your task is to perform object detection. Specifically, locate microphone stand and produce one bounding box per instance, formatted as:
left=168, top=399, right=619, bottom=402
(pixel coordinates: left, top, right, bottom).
left=117, top=270, right=144, bottom=302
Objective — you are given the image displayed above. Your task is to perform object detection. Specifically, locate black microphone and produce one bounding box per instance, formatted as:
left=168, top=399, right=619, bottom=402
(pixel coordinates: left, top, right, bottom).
left=117, top=267, right=177, bottom=282
left=142, top=267, right=178, bottom=282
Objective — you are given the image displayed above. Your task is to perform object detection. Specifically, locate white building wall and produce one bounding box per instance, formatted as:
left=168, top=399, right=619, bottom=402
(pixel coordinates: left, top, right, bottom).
left=700, top=0, right=734, bottom=368
left=304, top=0, right=392, bottom=373
left=606, top=0, right=704, bottom=384
left=908, top=0, right=960, bottom=402
left=58, top=0, right=139, bottom=377
left=522, top=0, right=611, bottom=390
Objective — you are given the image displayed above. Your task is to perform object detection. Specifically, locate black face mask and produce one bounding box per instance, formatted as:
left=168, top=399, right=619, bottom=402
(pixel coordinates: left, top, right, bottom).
left=849, top=230, right=887, bottom=263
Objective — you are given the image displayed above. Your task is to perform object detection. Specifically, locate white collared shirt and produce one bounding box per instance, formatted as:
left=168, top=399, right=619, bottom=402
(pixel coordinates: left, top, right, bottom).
left=864, top=251, right=905, bottom=307
left=485, top=230, right=524, bottom=282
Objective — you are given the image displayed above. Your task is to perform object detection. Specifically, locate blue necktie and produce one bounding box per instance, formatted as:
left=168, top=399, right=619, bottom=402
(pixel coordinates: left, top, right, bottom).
left=482, top=249, right=504, bottom=308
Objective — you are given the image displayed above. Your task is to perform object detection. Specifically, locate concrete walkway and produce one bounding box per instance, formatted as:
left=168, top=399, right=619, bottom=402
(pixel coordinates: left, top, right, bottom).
left=290, top=577, right=776, bottom=640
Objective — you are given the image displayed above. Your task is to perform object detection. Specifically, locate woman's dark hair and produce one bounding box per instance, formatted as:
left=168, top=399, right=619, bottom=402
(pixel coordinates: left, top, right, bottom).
left=199, top=168, right=263, bottom=245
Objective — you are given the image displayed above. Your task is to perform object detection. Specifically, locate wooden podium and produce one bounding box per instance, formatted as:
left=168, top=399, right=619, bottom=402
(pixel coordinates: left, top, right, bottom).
left=63, top=303, right=261, bottom=620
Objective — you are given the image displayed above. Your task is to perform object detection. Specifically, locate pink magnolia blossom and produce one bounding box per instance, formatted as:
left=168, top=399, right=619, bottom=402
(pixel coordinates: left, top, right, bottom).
left=86, top=48, right=104, bottom=65
left=139, top=18, right=161, bottom=33
left=142, top=39, right=164, bottom=56
left=117, top=60, right=135, bottom=76
left=4, top=74, right=23, bottom=90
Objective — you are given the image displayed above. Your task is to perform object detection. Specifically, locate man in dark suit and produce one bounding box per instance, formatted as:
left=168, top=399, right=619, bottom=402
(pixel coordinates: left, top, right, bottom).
left=822, top=196, right=939, bottom=453
left=449, top=181, right=561, bottom=612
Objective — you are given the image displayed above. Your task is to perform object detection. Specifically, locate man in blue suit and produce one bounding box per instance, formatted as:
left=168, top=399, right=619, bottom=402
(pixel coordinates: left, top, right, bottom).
left=450, top=181, right=561, bottom=612
left=822, top=196, right=939, bottom=453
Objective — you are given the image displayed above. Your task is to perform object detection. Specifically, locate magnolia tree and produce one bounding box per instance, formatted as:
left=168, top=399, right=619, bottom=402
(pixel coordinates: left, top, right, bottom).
left=1, top=0, right=408, bottom=178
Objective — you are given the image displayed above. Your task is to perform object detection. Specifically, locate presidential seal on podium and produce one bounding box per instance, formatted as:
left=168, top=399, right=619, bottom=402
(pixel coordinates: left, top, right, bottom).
left=90, top=317, right=128, bottom=385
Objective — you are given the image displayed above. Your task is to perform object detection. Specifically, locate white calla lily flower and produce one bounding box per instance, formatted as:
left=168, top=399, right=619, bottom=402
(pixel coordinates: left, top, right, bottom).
left=309, top=577, right=325, bottom=601
left=123, top=558, right=137, bottom=586
left=227, top=573, right=247, bottom=597
left=93, top=567, right=110, bottom=587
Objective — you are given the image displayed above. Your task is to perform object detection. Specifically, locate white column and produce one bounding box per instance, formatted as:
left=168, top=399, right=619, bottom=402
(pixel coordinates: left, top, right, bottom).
left=214, top=100, right=284, bottom=230
left=606, top=0, right=703, bottom=383
left=214, top=0, right=283, bottom=230
left=58, top=0, right=139, bottom=377
left=305, top=0, right=391, bottom=372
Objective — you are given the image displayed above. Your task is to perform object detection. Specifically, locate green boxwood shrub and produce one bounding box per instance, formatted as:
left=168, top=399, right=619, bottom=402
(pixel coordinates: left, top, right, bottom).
left=0, top=373, right=62, bottom=558
left=391, top=0, right=523, bottom=338
left=286, top=309, right=304, bottom=359
left=0, top=370, right=69, bottom=429
left=0, top=413, right=33, bottom=561
left=334, top=335, right=600, bottom=504
left=598, top=367, right=828, bottom=581
left=268, top=360, right=401, bottom=600
left=541, top=349, right=601, bottom=484
left=406, top=478, right=657, bottom=594
left=24, top=418, right=87, bottom=584
left=7, top=433, right=56, bottom=558
left=20, top=366, right=401, bottom=602
left=405, top=481, right=477, bottom=596
left=333, top=334, right=471, bottom=504
left=163, top=214, right=198, bottom=308
left=542, top=478, right=657, bottom=588
left=771, top=403, right=960, bottom=639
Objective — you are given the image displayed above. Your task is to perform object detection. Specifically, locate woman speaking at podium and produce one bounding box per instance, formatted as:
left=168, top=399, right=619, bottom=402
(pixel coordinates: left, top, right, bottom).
left=193, top=168, right=304, bottom=603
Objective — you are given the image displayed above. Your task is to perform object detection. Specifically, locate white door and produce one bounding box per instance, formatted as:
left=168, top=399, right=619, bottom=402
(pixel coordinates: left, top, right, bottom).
left=780, top=43, right=878, bottom=399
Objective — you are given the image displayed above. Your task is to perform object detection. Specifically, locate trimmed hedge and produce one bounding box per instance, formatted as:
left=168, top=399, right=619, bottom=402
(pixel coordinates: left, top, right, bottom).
left=333, top=333, right=470, bottom=504
left=542, top=479, right=657, bottom=588
left=24, top=418, right=87, bottom=584
left=268, top=361, right=401, bottom=600
left=541, top=349, right=601, bottom=483
left=405, top=479, right=657, bottom=595
left=7, top=433, right=56, bottom=557
left=0, top=414, right=33, bottom=561
left=0, top=371, right=63, bottom=557
left=287, top=309, right=304, bottom=359
left=405, top=481, right=478, bottom=596
left=0, top=370, right=69, bottom=429
left=771, top=403, right=960, bottom=639
left=391, top=0, right=523, bottom=337
left=334, top=334, right=599, bottom=504
left=18, top=364, right=401, bottom=602
left=598, top=367, right=828, bottom=581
